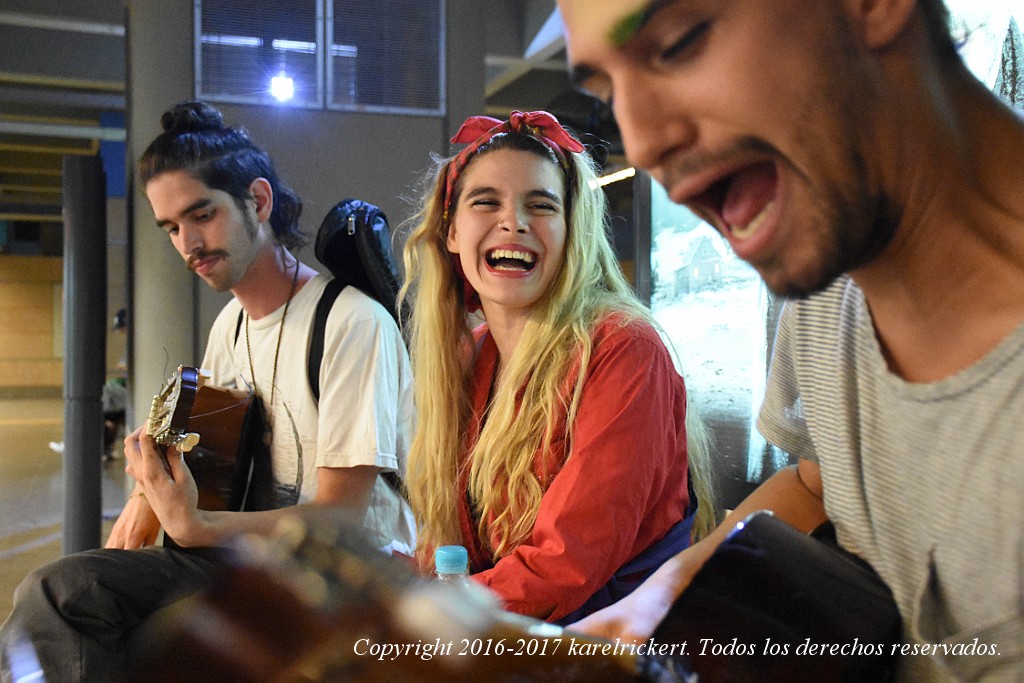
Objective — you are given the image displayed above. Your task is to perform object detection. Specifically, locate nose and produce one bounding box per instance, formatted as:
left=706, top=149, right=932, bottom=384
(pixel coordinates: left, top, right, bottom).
left=499, top=208, right=529, bottom=234
left=613, top=72, right=697, bottom=174
left=175, top=224, right=203, bottom=257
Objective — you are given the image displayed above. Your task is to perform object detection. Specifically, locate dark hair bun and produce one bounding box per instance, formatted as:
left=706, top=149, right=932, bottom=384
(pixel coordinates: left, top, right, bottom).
left=161, top=101, right=226, bottom=134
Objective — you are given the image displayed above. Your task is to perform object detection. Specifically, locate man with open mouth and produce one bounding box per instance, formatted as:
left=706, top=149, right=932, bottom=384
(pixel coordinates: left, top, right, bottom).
left=558, top=1, right=1024, bottom=680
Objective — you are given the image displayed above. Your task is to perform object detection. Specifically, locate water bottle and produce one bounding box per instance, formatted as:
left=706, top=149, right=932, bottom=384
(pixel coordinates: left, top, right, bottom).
left=435, top=544, right=469, bottom=583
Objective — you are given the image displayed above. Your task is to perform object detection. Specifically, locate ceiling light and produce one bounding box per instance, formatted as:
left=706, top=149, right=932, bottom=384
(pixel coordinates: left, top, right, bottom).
left=270, top=72, right=294, bottom=102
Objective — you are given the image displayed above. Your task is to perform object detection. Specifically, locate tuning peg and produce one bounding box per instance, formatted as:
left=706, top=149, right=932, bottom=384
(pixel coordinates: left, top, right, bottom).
left=178, top=432, right=201, bottom=453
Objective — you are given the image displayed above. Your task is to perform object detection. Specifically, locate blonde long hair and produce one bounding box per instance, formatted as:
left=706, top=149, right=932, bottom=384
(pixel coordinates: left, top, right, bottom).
left=400, top=132, right=716, bottom=565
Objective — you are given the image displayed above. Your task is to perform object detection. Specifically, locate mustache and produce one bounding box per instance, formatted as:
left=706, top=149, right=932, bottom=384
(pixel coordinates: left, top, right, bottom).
left=660, top=136, right=781, bottom=188
left=186, top=250, right=229, bottom=271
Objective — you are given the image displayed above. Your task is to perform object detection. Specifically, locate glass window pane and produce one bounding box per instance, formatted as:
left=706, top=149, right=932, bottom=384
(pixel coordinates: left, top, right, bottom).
left=197, top=0, right=322, bottom=107
left=648, top=180, right=793, bottom=508
left=329, top=0, right=444, bottom=114
left=947, top=2, right=1023, bottom=108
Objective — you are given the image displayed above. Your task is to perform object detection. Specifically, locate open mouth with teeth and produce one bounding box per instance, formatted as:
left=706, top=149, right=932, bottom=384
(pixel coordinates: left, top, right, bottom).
left=693, top=161, right=778, bottom=241
left=486, top=248, right=537, bottom=272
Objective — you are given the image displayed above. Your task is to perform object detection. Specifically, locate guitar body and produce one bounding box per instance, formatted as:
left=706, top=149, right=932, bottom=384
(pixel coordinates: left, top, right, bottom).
left=148, top=366, right=273, bottom=513
left=130, top=510, right=900, bottom=682
left=131, top=512, right=645, bottom=683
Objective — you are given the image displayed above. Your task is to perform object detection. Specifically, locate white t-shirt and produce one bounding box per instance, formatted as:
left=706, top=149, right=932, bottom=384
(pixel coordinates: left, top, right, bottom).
left=201, top=273, right=415, bottom=550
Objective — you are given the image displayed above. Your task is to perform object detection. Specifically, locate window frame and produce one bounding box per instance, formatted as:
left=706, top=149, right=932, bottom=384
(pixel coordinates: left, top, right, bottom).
left=193, top=0, right=446, bottom=116
left=325, top=0, right=446, bottom=116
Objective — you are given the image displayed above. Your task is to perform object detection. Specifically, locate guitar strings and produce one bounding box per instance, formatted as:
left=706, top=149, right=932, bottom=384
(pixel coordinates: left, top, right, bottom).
left=188, top=397, right=252, bottom=421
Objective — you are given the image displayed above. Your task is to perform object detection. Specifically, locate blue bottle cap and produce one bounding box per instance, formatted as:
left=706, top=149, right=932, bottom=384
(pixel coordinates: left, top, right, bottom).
left=435, top=545, right=469, bottom=575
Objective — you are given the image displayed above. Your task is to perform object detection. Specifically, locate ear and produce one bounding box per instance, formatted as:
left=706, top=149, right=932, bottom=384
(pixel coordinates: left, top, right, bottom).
left=249, top=177, right=274, bottom=223
left=445, top=222, right=460, bottom=254
left=847, top=0, right=918, bottom=50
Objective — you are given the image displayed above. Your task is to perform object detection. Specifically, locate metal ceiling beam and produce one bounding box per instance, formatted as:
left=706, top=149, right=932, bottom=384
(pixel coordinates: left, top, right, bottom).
left=0, top=184, right=62, bottom=194
left=0, top=11, right=124, bottom=37
left=0, top=84, right=125, bottom=110
left=524, top=7, right=565, bottom=61
left=0, top=212, right=62, bottom=223
left=485, top=8, right=566, bottom=98
left=0, top=120, right=125, bottom=142
left=0, top=166, right=62, bottom=176
left=0, top=140, right=99, bottom=155
left=0, top=72, right=123, bottom=93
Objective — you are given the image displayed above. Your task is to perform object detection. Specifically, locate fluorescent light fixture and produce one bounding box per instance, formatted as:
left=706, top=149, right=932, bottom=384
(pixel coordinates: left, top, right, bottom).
left=596, top=166, right=636, bottom=187
left=271, top=39, right=317, bottom=54
left=270, top=72, right=294, bottom=101
left=331, top=44, right=358, bottom=58
left=201, top=33, right=261, bottom=48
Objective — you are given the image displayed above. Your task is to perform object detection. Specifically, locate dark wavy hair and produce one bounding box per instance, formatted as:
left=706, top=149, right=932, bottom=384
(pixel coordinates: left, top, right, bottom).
left=138, top=101, right=305, bottom=249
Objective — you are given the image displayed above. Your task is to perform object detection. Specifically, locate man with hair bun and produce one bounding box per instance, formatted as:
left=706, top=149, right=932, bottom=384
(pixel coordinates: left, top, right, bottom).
left=0, top=101, right=415, bottom=683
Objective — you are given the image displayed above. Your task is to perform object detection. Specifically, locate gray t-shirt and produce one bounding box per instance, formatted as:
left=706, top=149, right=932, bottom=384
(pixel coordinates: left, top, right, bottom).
left=758, top=276, right=1023, bottom=682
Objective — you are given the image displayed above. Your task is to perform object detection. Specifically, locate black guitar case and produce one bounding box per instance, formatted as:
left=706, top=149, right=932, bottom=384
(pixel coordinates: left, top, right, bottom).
left=313, top=198, right=402, bottom=323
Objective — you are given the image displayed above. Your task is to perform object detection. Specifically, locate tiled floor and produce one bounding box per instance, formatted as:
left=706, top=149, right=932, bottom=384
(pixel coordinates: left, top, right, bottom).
left=0, top=397, right=127, bottom=622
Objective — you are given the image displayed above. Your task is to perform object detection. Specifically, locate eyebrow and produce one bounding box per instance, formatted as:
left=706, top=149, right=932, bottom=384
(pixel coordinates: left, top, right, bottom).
left=154, top=198, right=212, bottom=227
left=463, top=186, right=563, bottom=205
left=568, top=0, right=675, bottom=89
left=609, top=0, right=674, bottom=48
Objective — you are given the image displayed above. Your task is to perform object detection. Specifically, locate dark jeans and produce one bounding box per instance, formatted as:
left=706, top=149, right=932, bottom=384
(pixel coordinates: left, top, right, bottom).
left=0, top=545, right=224, bottom=683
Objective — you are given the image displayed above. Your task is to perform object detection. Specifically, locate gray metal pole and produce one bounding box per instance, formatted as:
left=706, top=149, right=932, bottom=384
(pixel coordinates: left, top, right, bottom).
left=62, top=155, right=107, bottom=554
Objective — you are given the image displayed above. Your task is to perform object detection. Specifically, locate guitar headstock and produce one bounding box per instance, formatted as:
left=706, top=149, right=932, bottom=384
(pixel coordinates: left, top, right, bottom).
left=147, top=365, right=208, bottom=453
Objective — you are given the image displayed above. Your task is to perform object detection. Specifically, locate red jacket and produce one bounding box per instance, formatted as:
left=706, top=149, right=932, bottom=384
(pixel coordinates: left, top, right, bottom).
left=460, top=316, right=692, bottom=622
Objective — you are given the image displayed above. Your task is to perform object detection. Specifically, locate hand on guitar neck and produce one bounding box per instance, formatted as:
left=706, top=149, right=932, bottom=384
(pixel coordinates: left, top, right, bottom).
left=119, top=365, right=271, bottom=548
left=105, top=368, right=202, bottom=550
left=123, top=423, right=206, bottom=545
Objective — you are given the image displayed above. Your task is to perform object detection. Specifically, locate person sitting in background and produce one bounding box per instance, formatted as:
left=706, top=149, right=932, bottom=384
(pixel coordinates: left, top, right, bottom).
left=101, top=307, right=129, bottom=460
left=47, top=307, right=129, bottom=460
left=400, top=110, right=716, bottom=624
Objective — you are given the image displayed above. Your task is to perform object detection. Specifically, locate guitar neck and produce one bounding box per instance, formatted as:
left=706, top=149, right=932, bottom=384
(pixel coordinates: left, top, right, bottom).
left=148, top=365, right=202, bottom=448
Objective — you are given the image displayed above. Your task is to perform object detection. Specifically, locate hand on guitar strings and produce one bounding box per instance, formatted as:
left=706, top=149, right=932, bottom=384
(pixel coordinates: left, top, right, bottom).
left=123, top=424, right=203, bottom=545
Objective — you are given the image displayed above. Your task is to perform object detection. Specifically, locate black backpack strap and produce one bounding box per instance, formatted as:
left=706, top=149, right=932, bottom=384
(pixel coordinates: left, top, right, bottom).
left=308, top=276, right=405, bottom=497
left=234, top=308, right=244, bottom=345
left=308, top=277, right=348, bottom=403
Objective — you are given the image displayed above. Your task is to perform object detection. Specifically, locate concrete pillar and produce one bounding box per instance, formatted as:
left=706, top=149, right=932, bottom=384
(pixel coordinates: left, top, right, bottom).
left=61, top=155, right=106, bottom=553
left=125, top=0, right=200, bottom=428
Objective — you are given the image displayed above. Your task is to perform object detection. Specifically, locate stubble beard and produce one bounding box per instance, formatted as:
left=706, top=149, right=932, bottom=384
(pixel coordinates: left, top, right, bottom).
left=760, top=179, right=896, bottom=300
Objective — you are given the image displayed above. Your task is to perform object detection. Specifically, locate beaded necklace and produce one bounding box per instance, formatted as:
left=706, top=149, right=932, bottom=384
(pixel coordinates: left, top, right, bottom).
left=245, top=256, right=300, bottom=406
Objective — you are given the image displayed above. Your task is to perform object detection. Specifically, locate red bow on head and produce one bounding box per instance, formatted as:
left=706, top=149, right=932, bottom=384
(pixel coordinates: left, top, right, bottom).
left=442, top=110, right=584, bottom=220
left=442, top=111, right=583, bottom=313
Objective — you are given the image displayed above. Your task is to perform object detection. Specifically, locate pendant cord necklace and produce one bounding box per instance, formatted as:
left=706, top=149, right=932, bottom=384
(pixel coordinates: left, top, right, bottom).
left=246, top=255, right=300, bottom=407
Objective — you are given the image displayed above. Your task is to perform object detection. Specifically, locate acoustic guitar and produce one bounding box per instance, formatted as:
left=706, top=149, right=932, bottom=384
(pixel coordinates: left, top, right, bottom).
left=147, top=365, right=272, bottom=513
left=130, top=511, right=901, bottom=683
